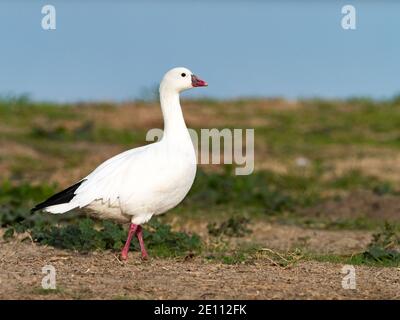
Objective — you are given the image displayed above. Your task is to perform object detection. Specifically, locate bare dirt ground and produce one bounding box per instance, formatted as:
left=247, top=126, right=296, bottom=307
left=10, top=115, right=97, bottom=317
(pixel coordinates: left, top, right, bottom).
left=1, top=223, right=399, bottom=300
left=180, top=221, right=373, bottom=255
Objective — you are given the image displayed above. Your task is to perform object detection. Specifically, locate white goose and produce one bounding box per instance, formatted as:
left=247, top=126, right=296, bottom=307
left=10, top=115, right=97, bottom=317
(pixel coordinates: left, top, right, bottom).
left=32, top=67, right=208, bottom=260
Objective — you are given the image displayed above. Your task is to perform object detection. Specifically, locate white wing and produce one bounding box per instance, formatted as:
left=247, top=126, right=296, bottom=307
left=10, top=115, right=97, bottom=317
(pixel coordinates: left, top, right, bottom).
left=45, top=143, right=154, bottom=214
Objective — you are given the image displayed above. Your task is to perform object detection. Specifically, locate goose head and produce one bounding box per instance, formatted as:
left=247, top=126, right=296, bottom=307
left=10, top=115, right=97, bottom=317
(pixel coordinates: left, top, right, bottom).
left=160, top=67, right=208, bottom=93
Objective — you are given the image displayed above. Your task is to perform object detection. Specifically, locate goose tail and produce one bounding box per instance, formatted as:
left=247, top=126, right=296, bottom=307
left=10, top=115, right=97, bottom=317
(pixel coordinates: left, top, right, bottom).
left=31, top=180, right=85, bottom=214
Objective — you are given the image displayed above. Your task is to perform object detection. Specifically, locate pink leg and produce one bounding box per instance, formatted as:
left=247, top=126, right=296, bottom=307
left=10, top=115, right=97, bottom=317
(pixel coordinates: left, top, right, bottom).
left=135, top=225, right=148, bottom=260
left=121, top=223, right=138, bottom=260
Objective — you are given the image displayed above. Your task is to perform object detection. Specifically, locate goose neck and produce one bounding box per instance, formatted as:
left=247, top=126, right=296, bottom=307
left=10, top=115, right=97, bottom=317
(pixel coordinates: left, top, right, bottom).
left=159, top=86, right=187, bottom=138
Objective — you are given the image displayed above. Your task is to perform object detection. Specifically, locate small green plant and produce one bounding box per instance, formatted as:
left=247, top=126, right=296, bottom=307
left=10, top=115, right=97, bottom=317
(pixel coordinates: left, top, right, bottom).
left=219, top=252, right=249, bottom=265
left=207, top=217, right=252, bottom=237
left=143, top=219, right=202, bottom=257
left=0, top=181, right=59, bottom=232
left=186, top=168, right=300, bottom=214
left=27, top=218, right=202, bottom=257
left=30, top=219, right=111, bottom=252
left=31, top=126, right=70, bottom=141
left=0, top=180, right=56, bottom=208
left=362, top=222, right=400, bottom=264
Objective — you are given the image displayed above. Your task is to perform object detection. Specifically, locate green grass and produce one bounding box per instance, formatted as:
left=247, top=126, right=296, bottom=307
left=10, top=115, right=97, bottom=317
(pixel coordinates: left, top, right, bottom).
left=24, top=218, right=201, bottom=258
left=0, top=97, right=77, bottom=125
left=0, top=179, right=202, bottom=258
left=2, top=97, right=400, bottom=266
left=0, top=180, right=56, bottom=205
left=249, top=98, right=400, bottom=159
left=361, top=222, right=400, bottom=265
left=184, top=167, right=319, bottom=212
left=30, top=122, right=145, bottom=146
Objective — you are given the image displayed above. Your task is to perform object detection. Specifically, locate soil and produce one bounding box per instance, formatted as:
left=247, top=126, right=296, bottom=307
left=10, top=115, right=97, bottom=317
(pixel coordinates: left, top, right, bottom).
left=181, top=221, right=373, bottom=255
left=2, top=100, right=400, bottom=300
left=0, top=224, right=398, bottom=300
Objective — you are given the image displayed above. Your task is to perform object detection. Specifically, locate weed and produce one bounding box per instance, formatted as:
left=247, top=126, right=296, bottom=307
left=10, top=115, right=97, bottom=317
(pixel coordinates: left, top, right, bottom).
left=0, top=181, right=59, bottom=233
left=3, top=97, right=400, bottom=270
left=305, top=223, right=400, bottom=267
left=0, top=180, right=56, bottom=207
left=27, top=218, right=202, bottom=258
left=362, top=222, right=400, bottom=265
left=143, top=219, right=202, bottom=257
left=186, top=169, right=301, bottom=214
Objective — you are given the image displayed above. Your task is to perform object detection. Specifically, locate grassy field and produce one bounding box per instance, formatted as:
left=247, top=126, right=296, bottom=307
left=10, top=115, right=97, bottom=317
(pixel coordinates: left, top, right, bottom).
left=1, top=96, right=400, bottom=299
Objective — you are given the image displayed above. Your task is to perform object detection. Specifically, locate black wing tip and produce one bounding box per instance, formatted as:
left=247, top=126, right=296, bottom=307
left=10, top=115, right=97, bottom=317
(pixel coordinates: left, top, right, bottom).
left=31, top=180, right=86, bottom=213
left=31, top=203, right=46, bottom=213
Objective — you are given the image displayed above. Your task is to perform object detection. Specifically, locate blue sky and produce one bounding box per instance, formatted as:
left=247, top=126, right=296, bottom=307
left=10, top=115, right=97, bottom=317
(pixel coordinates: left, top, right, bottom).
left=0, top=0, right=399, bottom=102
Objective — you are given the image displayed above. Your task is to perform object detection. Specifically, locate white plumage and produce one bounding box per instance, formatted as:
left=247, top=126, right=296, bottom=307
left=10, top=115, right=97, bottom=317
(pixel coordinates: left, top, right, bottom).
left=32, top=67, right=208, bottom=259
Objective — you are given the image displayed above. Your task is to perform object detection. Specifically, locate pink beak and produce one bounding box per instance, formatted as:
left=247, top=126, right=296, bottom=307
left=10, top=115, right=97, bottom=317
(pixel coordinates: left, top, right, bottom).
left=191, top=74, right=208, bottom=87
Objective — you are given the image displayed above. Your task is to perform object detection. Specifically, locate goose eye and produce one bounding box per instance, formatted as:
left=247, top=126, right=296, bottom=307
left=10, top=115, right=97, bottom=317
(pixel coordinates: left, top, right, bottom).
left=181, top=73, right=186, bottom=77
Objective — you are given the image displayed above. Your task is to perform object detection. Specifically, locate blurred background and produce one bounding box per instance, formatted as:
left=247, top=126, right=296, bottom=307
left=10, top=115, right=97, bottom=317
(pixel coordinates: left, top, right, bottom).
left=0, top=0, right=399, bottom=101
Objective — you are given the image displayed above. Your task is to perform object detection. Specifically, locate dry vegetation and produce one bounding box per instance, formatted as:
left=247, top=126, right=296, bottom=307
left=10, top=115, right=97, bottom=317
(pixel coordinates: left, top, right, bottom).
left=1, top=96, right=400, bottom=299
